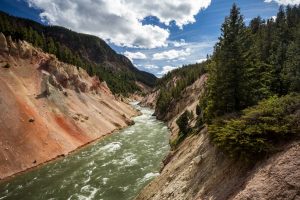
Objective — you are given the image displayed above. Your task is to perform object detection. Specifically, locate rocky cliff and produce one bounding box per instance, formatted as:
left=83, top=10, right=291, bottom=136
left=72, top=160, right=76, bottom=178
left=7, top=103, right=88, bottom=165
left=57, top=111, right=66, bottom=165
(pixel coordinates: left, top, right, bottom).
left=141, top=74, right=207, bottom=140
left=0, top=33, right=138, bottom=179
left=136, top=128, right=300, bottom=200
left=136, top=74, right=300, bottom=200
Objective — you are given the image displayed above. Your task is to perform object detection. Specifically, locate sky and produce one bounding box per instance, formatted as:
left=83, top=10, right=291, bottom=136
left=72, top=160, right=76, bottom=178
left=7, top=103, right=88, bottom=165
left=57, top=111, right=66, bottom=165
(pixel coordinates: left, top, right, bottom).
left=1, top=0, right=299, bottom=77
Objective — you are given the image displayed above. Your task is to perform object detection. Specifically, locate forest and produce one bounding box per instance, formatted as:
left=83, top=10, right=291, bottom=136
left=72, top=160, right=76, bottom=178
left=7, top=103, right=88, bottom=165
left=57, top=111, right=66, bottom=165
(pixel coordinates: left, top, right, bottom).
left=158, top=4, right=300, bottom=159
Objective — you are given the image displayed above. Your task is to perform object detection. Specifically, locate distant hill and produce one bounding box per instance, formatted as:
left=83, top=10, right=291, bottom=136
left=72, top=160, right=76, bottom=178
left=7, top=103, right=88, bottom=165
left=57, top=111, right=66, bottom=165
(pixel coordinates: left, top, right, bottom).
left=0, top=11, right=156, bottom=94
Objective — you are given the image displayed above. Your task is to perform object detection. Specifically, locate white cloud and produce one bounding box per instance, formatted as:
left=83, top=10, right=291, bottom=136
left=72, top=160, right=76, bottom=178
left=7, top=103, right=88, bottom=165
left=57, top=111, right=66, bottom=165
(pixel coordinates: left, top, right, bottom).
left=27, top=0, right=211, bottom=48
left=124, top=51, right=147, bottom=61
left=195, top=58, right=207, bottom=63
left=153, top=48, right=191, bottom=60
left=271, top=16, right=277, bottom=21
left=171, top=39, right=187, bottom=47
left=159, top=65, right=179, bottom=75
left=264, top=0, right=300, bottom=5
left=144, top=64, right=159, bottom=69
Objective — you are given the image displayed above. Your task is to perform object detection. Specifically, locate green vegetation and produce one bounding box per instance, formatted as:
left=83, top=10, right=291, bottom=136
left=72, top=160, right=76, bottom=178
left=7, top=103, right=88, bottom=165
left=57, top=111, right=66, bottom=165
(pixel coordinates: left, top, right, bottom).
left=170, top=110, right=193, bottom=149
left=3, top=63, right=10, bottom=68
left=162, top=4, right=300, bottom=158
left=209, top=94, right=300, bottom=159
left=156, top=62, right=207, bottom=118
left=176, top=111, right=191, bottom=136
left=0, top=11, right=156, bottom=95
left=198, top=4, right=300, bottom=159
left=200, top=4, right=300, bottom=122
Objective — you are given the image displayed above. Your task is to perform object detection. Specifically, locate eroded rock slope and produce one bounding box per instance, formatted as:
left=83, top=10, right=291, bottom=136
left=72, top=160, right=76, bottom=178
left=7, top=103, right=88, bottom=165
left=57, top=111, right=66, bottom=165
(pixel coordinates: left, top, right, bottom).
left=137, top=73, right=300, bottom=200
left=0, top=33, right=138, bottom=179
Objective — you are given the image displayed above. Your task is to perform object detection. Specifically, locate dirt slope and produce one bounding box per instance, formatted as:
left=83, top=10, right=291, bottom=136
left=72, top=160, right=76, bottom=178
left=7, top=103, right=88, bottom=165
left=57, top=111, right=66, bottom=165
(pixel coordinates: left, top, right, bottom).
left=141, top=74, right=207, bottom=140
left=136, top=128, right=300, bottom=200
left=136, top=73, right=300, bottom=200
left=0, top=33, right=138, bottom=179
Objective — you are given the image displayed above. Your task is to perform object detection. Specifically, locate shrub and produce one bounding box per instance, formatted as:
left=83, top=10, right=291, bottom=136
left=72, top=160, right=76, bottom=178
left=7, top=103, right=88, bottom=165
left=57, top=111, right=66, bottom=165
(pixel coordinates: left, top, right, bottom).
left=3, top=63, right=10, bottom=68
left=170, top=134, right=186, bottom=150
left=209, top=93, right=300, bottom=160
left=176, top=111, right=191, bottom=135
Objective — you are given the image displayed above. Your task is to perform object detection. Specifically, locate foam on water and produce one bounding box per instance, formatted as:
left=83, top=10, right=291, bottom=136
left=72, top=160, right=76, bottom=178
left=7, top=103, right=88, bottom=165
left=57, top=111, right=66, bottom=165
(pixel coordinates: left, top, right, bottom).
left=140, top=172, right=160, bottom=183
left=98, top=142, right=122, bottom=153
left=119, top=152, right=138, bottom=166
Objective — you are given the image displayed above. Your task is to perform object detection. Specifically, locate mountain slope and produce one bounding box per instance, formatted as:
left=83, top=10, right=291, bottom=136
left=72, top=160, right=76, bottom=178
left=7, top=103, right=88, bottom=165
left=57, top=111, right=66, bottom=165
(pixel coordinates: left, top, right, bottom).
left=0, top=33, right=138, bottom=179
left=0, top=11, right=157, bottom=94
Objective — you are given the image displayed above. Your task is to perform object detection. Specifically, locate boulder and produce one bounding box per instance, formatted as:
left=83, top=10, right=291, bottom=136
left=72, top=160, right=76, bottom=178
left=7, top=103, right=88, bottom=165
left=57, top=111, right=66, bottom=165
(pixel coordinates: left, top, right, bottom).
left=47, top=60, right=70, bottom=88
left=7, top=36, right=19, bottom=56
left=18, top=41, right=32, bottom=59
left=78, top=81, right=88, bottom=93
left=0, top=33, right=8, bottom=52
left=49, top=75, right=63, bottom=91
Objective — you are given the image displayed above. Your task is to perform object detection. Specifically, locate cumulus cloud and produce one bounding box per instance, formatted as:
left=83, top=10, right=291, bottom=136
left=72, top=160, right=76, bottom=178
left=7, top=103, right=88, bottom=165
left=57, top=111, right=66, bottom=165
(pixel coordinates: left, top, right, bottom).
left=27, top=0, right=211, bottom=48
left=264, top=0, right=300, bottom=5
left=171, top=39, right=188, bottom=47
left=195, top=58, right=207, bottom=63
left=159, top=65, right=178, bottom=75
left=153, top=48, right=191, bottom=60
left=144, top=64, right=159, bottom=69
left=124, top=51, right=147, bottom=61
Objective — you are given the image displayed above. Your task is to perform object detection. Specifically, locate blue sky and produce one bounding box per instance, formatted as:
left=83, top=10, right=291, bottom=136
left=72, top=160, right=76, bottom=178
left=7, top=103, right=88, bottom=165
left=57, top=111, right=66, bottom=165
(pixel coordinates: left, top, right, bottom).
left=0, top=0, right=293, bottom=77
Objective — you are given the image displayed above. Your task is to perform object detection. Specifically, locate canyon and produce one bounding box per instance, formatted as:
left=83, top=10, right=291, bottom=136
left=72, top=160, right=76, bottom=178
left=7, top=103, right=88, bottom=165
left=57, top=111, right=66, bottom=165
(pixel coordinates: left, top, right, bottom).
left=136, top=74, right=300, bottom=200
left=0, top=33, right=138, bottom=179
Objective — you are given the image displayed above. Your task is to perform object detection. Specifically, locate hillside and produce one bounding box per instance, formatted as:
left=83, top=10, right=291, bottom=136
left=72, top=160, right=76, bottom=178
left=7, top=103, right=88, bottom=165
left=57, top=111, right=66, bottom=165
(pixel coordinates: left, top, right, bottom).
left=0, top=33, right=138, bottom=179
left=137, top=4, right=300, bottom=200
left=141, top=62, right=207, bottom=120
left=0, top=11, right=157, bottom=94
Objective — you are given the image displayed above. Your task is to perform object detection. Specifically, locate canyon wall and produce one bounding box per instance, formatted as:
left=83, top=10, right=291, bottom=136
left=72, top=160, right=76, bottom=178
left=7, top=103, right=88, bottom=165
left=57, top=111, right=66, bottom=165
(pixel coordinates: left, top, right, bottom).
left=0, top=33, right=138, bottom=179
left=136, top=74, right=300, bottom=200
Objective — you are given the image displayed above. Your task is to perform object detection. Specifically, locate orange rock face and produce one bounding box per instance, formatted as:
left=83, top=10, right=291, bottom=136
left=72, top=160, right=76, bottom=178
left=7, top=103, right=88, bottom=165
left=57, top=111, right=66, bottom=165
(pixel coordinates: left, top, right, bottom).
left=0, top=35, right=138, bottom=179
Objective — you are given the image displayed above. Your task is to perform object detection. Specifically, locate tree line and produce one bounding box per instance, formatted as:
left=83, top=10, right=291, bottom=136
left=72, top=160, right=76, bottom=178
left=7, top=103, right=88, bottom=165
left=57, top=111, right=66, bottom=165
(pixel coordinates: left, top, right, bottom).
left=159, top=4, right=300, bottom=158
left=200, top=4, right=300, bottom=121
left=199, top=4, right=300, bottom=159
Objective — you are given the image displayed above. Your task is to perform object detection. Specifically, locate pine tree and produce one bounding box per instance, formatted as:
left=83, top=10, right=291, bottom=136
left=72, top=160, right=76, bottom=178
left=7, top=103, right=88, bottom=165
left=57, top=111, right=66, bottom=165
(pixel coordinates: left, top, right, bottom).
left=269, top=6, right=289, bottom=95
left=201, top=4, right=248, bottom=120
left=281, top=25, right=300, bottom=92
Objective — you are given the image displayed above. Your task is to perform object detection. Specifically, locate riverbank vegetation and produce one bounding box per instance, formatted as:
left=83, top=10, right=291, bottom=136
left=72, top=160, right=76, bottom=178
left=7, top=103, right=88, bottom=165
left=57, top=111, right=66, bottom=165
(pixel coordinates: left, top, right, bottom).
left=159, top=4, right=300, bottom=160
left=199, top=4, right=300, bottom=159
left=209, top=94, right=300, bottom=159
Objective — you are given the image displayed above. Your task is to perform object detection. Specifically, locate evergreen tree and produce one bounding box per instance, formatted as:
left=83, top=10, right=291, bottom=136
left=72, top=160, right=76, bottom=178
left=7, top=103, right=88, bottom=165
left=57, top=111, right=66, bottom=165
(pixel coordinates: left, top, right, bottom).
left=176, top=111, right=190, bottom=135
left=201, top=4, right=248, bottom=120
left=281, top=25, right=300, bottom=92
left=269, top=6, right=289, bottom=95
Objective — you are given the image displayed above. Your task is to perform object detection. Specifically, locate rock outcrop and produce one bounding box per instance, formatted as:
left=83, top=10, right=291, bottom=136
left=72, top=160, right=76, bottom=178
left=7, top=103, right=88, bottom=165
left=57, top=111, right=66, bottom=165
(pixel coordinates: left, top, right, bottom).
left=0, top=34, right=138, bottom=179
left=136, top=128, right=300, bottom=200
left=139, top=89, right=159, bottom=109
left=0, top=33, right=8, bottom=52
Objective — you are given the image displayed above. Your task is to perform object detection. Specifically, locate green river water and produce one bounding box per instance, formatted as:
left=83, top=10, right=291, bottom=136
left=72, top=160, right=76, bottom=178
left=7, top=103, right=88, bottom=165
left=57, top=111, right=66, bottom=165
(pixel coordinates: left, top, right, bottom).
left=0, top=103, right=170, bottom=200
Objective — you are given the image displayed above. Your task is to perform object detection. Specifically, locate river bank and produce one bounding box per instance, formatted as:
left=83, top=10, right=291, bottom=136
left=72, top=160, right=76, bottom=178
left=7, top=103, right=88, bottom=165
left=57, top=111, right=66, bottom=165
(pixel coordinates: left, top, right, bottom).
left=0, top=113, right=136, bottom=183
left=0, top=104, right=170, bottom=200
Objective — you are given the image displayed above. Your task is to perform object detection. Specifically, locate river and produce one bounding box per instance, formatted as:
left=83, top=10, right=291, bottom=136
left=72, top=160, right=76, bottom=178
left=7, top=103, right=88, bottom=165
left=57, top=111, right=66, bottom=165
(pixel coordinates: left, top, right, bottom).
left=0, top=103, right=170, bottom=200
